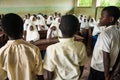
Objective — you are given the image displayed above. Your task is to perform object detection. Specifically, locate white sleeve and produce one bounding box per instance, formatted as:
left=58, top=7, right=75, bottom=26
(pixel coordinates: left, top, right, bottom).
left=99, top=31, right=111, bottom=53
left=46, top=28, right=51, bottom=39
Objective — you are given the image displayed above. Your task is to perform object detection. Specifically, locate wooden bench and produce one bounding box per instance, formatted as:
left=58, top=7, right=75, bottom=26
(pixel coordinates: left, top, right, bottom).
left=81, top=27, right=94, bottom=56
left=39, top=30, right=47, bottom=39
left=33, top=35, right=84, bottom=50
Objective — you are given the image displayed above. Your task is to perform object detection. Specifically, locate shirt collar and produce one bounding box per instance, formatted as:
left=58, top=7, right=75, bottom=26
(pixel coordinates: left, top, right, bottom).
left=7, top=39, right=24, bottom=45
left=106, top=25, right=118, bottom=30
left=58, top=37, right=74, bottom=42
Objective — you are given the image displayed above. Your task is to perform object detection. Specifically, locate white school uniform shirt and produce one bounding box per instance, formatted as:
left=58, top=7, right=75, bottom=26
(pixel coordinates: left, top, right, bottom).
left=91, top=25, right=120, bottom=72
left=26, top=23, right=40, bottom=41
left=0, top=39, right=43, bottom=80
left=43, top=38, right=88, bottom=80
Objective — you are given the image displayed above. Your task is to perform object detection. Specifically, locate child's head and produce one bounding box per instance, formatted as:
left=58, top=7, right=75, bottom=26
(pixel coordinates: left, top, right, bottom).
left=59, top=15, right=79, bottom=38
left=50, top=26, right=56, bottom=31
left=99, top=6, right=120, bottom=26
left=1, top=13, right=23, bottom=39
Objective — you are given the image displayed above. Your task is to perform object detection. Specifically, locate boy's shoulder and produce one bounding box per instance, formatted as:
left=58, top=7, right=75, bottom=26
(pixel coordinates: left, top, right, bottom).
left=101, top=25, right=120, bottom=35
left=0, top=39, right=39, bottom=52
left=21, top=40, right=40, bottom=50
left=47, top=40, right=85, bottom=50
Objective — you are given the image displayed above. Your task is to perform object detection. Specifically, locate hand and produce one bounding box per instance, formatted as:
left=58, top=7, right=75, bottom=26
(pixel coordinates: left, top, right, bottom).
left=40, top=25, right=45, bottom=30
left=50, top=26, right=56, bottom=31
left=28, top=40, right=34, bottom=44
left=105, top=75, right=110, bottom=80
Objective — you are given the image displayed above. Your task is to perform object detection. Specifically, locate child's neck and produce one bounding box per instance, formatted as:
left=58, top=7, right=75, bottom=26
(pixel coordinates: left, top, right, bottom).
left=8, top=36, right=22, bottom=40
left=62, top=35, right=73, bottom=38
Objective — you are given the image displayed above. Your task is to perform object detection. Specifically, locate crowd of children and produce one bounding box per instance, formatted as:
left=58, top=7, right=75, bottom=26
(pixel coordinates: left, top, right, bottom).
left=0, top=6, right=120, bottom=80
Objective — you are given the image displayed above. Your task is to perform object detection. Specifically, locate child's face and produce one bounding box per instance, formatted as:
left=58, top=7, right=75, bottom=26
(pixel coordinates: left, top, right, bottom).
left=51, top=26, right=56, bottom=31
left=30, top=26, right=34, bottom=31
left=91, top=19, right=94, bottom=22
left=98, top=10, right=112, bottom=26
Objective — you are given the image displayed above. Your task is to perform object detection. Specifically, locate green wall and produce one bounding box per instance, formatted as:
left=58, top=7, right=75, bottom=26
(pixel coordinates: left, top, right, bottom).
left=0, top=0, right=119, bottom=19
left=0, top=0, right=74, bottom=17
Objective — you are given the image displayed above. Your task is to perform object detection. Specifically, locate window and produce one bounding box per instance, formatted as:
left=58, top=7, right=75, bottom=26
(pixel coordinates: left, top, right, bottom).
left=96, top=0, right=120, bottom=7
left=77, top=0, right=92, bottom=7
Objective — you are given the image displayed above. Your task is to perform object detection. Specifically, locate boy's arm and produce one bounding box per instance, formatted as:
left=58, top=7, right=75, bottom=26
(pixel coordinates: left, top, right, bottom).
left=103, top=51, right=110, bottom=80
left=36, top=75, right=44, bottom=80
left=79, top=66, right=84, bottom=78
left=43, top=69, right=54, bottom=80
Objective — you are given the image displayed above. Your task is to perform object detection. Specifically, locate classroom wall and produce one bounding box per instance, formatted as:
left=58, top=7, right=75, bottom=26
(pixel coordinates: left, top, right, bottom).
left=0, top=0, right=119, bottom=19
left=74, top=7, right=96, bottom=18
left=0, top=0, right=74, bottom=17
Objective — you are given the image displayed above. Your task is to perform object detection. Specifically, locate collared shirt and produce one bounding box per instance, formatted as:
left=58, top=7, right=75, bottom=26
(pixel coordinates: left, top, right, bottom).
left=91, top=25, right=120, bottom=72
left=0, top=39, right=43, bottom=80
left=43, top=38, right=88, bottom=80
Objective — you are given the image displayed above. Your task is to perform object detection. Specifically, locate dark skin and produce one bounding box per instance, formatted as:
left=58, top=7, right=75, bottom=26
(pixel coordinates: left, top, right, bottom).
left=44, top=66, right=84, bottom=80
left=47, top=26, right=57, bottom=39
left=43, top=69, right=54, bottom=80
left=44, top=34, right=84, bottom=80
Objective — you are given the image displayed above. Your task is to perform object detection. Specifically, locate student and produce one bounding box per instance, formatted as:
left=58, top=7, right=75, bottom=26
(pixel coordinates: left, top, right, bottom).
left=43, top=15, right=88, bottom=80
left=25, top=16, right=40, bottom=43
left=0, top=13, right=43, bottom=80
left=36, top=15, right=48, bottom=31
left=88, top=6, right=120, bottom=80
left=46, top=16, right=54, bottom=27
left=80, top=18, right=89, bottom=29
left=46, top=17, right=62, bottom=39
left=92, top=19, right=106, bottom=49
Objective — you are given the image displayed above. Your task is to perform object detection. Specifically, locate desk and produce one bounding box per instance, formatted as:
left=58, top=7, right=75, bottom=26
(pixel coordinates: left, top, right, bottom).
left=33, top=35, right=84, bottom=50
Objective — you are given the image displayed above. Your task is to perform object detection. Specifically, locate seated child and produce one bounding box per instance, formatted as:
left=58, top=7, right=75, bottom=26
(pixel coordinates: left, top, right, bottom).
left=88, top=6, right=120, bottom=80
left=0, top=27, right=8, bottom=48
left=46, top=21, right=62, bottom=39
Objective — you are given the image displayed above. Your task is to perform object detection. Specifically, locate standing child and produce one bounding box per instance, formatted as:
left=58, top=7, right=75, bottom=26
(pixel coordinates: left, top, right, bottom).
left=88, top=6, right=120, bottom=80
left=43, top=15, right=88, bottom=80
left=0, top=13, right=43, bottom=80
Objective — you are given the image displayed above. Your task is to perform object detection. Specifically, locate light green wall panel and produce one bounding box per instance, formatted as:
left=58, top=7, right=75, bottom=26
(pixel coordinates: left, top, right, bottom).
left=0, top=0, right=74, bottom=17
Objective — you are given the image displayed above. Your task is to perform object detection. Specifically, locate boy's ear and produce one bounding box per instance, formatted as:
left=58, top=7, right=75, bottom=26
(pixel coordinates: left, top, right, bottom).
left=109, top=17, right=114, bottom=22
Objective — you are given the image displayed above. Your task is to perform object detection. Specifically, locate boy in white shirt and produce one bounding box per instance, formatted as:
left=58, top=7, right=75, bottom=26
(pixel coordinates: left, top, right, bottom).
left=88, top=6, right=120, bottom=80
left=43, top=15, right=88, bottom=80
left=0, top=13, right=43, bottom=80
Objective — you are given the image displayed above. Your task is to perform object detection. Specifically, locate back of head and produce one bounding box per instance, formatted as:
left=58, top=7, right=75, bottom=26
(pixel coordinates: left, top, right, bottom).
left=59, top=14, right=79, bottom=37
left=1, top=13, right=23, bottom=39
left=103, top=6, right=120, bottom=24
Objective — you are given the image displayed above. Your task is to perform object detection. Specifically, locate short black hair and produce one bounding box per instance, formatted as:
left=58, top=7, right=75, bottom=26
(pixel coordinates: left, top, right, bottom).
left=103, top=6, right=120, bottom=23
left=59, top=15, right=79, bottom=37
left=1, top=13, right=23, bottom=39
